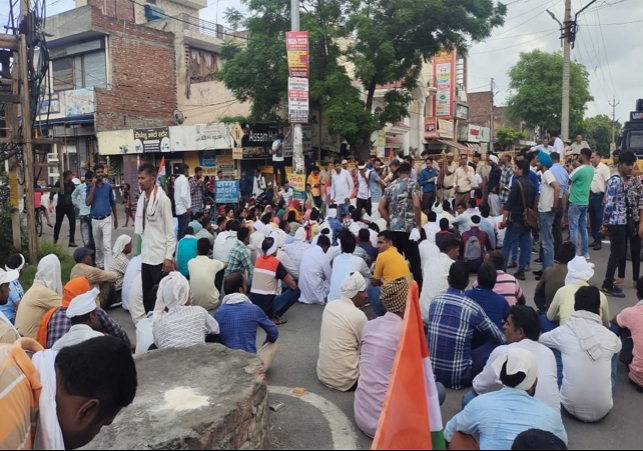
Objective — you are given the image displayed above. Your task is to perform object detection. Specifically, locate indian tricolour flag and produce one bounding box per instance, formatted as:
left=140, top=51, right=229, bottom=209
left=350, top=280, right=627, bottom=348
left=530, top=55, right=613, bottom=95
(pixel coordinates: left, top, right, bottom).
left=372, top=280, right=446, bottom=450
left=156, top=156, right=166, bottom=187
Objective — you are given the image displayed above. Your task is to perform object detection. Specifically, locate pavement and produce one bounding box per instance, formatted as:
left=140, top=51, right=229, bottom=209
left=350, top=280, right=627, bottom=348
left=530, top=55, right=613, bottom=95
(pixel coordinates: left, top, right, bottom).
left=39, top=207, right=641, bottom=450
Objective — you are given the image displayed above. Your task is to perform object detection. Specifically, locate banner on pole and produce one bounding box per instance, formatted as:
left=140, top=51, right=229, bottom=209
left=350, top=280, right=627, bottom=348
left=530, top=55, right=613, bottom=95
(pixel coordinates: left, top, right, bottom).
left=288, top=77, right=309, bottom=124
left=286, top=31, right=309, bottom=78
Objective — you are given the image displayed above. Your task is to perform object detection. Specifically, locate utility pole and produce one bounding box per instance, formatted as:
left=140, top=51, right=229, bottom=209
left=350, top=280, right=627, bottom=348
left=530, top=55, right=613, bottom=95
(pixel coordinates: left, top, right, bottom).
left=490, top=78, right=495, bottom=150
left=20, top=0, right=38, bottom=264
left=561, top=0, right=571, bottom=142
left=609, top=96, right=620, bottom=151
left=290, top=0, right=305, bottom=174
left=548, top=0, right=597, bottom=142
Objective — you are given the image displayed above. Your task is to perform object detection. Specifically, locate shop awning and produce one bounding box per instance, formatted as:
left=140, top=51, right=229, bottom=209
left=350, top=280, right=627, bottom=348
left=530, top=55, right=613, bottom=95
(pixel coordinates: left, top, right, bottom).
left=37, top=114, right=95, bottom=125
left=436, top=139, right=468, bottom=152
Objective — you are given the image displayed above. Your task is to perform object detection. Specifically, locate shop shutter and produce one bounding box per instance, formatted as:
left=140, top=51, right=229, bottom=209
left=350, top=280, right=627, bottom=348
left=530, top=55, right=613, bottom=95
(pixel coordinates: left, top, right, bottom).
left=52, top=58, right=74, bottom=91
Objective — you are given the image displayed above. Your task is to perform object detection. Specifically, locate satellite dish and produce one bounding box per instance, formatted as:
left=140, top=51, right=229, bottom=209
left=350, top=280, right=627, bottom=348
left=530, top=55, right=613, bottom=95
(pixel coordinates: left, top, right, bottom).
left=174, top=110, right=185, bottom=124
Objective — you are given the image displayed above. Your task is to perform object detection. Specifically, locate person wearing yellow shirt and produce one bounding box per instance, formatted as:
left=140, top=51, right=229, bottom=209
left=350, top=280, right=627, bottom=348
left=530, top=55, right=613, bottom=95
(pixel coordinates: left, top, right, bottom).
left=307, top=167, right=322, bottom=207
left=367, top=230, right=411, bottom=317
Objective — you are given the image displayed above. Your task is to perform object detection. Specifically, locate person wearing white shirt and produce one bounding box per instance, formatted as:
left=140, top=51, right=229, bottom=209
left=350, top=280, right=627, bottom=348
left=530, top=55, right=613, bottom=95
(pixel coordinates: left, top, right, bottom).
left=356, top=164, right=371, bottom=214
left=531, top=137, right=554, bottom=154
left=589, top=150, right=612, bottom=250
left=299, top=236, right=333, bottom=305
left=467, top=305, right=560, bottom=411
left=331, top=160, right=355, bottom=219
left=567, top=134, right=590, bottom=155
left=423, top=210, right=441, bottom=244
left=213, top=221, right=241, bottom=262
left=327, top=233, right=372, bottom=302
left=454, top=154, right=476, bottom=210
left=420, top=235, right=460, bottom=322
left=136, top=164, right=176, bottom=314
left=279, top=181, right=295, bottom=206
left=551, top=132, right=564, bottom=155
left=539, top=286, right=622, bottom=423
left=189, top=238, right=227, bottom=311
left=252, top=168, right=267, bottom=198
left=173, top=164, right=191, bottom=240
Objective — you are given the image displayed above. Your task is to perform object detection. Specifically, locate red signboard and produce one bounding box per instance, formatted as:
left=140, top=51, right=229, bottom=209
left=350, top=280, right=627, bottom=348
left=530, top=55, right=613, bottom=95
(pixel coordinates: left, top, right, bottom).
left=286, top=31, right=309, bottom=78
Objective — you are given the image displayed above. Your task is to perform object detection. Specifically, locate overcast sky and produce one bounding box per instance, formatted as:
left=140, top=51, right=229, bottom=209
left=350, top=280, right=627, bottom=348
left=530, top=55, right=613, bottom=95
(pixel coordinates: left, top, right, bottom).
left=2, top=0, right=637, bottom=121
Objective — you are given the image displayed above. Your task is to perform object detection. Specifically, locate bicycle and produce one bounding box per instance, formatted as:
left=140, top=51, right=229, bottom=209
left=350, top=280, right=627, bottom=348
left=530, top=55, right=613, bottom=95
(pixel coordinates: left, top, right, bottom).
left=35, top=207, right=43, bottom=237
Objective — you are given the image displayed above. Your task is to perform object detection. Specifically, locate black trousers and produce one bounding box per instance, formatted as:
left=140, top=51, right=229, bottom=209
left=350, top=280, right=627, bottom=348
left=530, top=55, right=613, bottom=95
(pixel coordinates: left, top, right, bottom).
left=618, top=233, right=642, bottom=281
left=422, top=192, right=436, bottom=213
left=392, top=231, right=423, bottom=289
left=553, top=198, right=564, bottom=260
left=53, top=204, right=76, bottom=242
left=604, top=225, right=627, bottom=289
left=356, top=197, right=371, bottom=215
left=273, top=161, right=287, bottom=186
left=142, top=263, right=164, bottom=313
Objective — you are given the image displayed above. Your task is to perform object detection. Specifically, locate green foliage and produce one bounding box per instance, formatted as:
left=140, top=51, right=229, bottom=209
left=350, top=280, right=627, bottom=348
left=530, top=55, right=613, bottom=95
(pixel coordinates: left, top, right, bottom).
left=219, top=0, right=507, bottom=158
left=19, top=240, right=76, bottom=292
left=581, top=115, right=621, bottom=158
left=496, top=127, right=527, bottom=146
left=0, top=200, right=16, bottom=258
left=506, top=50, right=593, bottom=134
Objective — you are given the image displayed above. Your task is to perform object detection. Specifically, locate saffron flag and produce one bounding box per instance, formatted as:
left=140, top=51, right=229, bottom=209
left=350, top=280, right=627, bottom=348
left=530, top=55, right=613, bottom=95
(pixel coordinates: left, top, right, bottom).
left=156, top=156, right=166, bottom=187
left=389, top=147, right=395, bottom=164
left=372, top=281, right=446, bottom=450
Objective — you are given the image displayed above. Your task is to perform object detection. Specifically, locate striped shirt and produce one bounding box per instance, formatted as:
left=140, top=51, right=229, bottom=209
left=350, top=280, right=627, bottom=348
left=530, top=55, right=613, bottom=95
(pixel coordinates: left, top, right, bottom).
left=428, top=287, right=505, bottom=389
left=473, top=270, right=524, bottom=306
left=0, top=338, right=44, bottom=450
left=152, top=306, right=220, bottom=349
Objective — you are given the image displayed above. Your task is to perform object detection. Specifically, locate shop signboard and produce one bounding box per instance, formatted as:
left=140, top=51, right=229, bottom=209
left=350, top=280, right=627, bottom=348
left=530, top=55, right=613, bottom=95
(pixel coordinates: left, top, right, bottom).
left=198, top=150, right=217, bottom=168
left=454, top=102, right=470, bottom=121
left=134, top=128, right=170, bottom=153
left=438, top=119, right=454, bottom=140
left=288, top=173, right=307, bottom=201
left=467, top=125, right=481, bottom=143
left=169, top=123, right=233, bottom=151
left=288, top=77, right=309, bottom=124
left=241, top=123, right=280, bottom=159
left=38, top=93, right=61, bottom=115
left=433, top=51, right=455, bottom=119
left=215, top=180, right=240, bottom=204
left=479, top=127, right=491, bottom=143
left=425, top=117, right=438, bottom=139
left=217, top=156, right=236, bottom=179
left=286, top=31, right=309, bottom=78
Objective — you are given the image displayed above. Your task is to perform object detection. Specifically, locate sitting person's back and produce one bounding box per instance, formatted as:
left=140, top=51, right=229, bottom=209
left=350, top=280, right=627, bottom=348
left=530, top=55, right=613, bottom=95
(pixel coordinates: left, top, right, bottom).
left=465, top=263, right=510, bottom=347
left=613, top=276, right=643, bottom=391
left=445, top=348, right=567, bottom=450
left=354, top=278, right=409, bottom=438
left=539, top=286, right=622, bottom=422
left=215, top=272, right=278, bottom=369
left=152, top=272, right=219, bottom=349
left=188, top=238, right=227, bottom=311
left=535, top=242, right=575, bottom=312
left=176, top=227, right=198, bottom=277
left=318, top=273, right=368, bottom=392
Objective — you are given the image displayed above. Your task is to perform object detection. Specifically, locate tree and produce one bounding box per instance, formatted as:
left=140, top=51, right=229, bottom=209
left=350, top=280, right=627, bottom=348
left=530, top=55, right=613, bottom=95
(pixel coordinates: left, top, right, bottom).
left=582, top=114, right=621, bottom=157
left=496, top=127, right=526, bottom=148
left=506, top=50, right=593, bottom=136
left=219, top=0, right=506, bottom=159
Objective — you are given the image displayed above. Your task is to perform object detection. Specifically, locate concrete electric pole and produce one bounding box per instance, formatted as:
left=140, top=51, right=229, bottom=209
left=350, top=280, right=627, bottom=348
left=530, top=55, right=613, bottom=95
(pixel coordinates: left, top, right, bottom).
left=290, top=0, right=305, bottom=174
left=490, top=78, right=495, bottom=148
left=548, top=0, right=597, bottom=142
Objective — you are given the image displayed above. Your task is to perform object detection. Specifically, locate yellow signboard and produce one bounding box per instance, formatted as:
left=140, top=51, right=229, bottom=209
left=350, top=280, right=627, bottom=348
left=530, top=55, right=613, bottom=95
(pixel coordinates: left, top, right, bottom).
left=232, top=147, right=243, bottom=160
left=9, top=173, right=19, bottom=208
left=288, top=173, right=306, bottom=192
left=231, top=123, right=244, bottom=146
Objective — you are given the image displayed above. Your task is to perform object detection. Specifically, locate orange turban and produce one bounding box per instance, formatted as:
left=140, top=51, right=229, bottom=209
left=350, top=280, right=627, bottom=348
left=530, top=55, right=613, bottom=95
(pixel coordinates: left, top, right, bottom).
left=36, top=277, right=91, bottom=347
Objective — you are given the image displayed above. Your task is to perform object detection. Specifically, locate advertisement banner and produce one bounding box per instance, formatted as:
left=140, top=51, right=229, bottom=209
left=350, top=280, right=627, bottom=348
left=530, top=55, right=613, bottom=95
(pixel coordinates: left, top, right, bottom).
left=217, top=156, right=236, bottom=177
left=65, top=88, right=95, bottom=116
left=438, top=119, right=454, bottom=139
left=288, top=173, right=307, bottom=200
left=288, top=77, right=309, bottom=124
left=134, top=128, right=170, bottom=153
left=286, top=31, right=309, bottom=78
left=38, top=93, right=61, bottom=115
left=169, top=123, right=234, bottom=151
left=240, top=123, right=280, bottom=159
left=425, top=117, right=438, bottom=139
left=215, top=180, right=240, bottom=204
left=198, top=150, right=217, bottom=168
left=433, top=50, right=455, bottom=119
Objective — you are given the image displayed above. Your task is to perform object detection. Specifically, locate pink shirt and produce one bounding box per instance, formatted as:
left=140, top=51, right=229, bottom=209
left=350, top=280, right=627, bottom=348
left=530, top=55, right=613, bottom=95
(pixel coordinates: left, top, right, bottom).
left=354, top=313, right=403, bottom=438
left=34, top=191, right=42, bottom=209
left=617, top=302, right=643, bottom=386
left=472, top=270, right=524, bottom=306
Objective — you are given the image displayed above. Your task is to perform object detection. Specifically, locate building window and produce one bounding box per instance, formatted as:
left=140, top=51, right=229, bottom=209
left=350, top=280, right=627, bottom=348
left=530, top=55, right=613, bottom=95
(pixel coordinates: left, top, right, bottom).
left=52, top=50, right=107, bottom=91
left=189, top=48, right=221, bottom=84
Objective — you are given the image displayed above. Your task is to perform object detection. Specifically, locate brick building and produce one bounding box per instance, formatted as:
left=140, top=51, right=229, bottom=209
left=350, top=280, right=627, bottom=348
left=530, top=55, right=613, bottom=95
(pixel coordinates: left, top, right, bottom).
left=464, top=91, right=523, bottom=135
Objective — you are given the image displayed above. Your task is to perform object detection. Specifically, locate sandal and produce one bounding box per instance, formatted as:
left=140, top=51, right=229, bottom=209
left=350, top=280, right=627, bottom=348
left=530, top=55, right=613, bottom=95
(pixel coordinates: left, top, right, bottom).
left=271, top=317, right=287, bottom=325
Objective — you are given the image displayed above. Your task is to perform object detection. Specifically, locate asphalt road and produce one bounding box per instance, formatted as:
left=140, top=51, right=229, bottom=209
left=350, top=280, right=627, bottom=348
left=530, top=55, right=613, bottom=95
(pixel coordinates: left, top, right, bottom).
left=41, top=208, right=641, bottom=450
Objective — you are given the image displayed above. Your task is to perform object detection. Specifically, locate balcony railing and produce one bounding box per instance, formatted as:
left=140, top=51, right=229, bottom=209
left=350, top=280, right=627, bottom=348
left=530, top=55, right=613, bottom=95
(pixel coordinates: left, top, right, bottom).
left=179, top=14, right=247, bottom=41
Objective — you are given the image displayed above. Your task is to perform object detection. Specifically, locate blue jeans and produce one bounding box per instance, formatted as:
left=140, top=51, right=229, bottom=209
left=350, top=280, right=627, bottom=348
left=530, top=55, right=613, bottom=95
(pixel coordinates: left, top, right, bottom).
left=589, top=193, right=604, bottom=244
left=367, top=285, right=387, bottom=317
left=568, top=203, right=589, bottom=256
left=338, top=203, right=351, bottom=220
left=538, top=211, right=556, bottom=271
left=274, top=287, right=301, bottom=318
left=502, top=222, right=532, bottom=273
left=177, top=213, right=190, bottom=241
left=462, top=391, right=478, bottom=409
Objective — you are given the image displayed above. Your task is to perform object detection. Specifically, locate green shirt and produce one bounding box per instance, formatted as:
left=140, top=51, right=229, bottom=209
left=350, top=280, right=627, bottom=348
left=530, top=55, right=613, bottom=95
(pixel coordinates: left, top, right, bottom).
left=569, top=164, right=594, bottom=205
